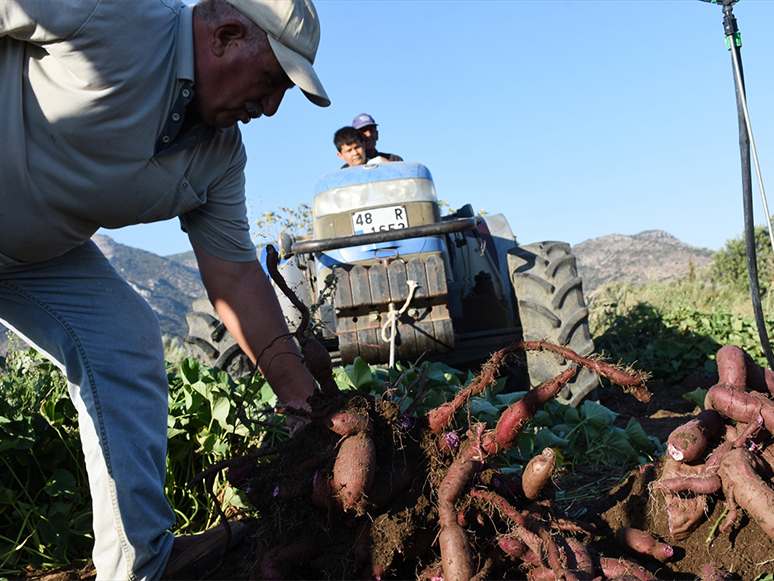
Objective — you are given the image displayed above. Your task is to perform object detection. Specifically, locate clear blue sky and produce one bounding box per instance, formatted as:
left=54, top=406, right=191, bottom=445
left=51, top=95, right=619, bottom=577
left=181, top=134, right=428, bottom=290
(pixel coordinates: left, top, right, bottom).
left=99, top=0, right=774, bottom=257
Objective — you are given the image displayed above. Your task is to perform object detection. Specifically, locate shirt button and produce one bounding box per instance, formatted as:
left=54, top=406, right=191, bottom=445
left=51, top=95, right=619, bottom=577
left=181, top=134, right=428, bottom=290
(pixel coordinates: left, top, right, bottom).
left=162, top=135, right=170, bottom=143
left=182, top=89, right=190, bottom=98
left=172, top=113, right=181, bottom=122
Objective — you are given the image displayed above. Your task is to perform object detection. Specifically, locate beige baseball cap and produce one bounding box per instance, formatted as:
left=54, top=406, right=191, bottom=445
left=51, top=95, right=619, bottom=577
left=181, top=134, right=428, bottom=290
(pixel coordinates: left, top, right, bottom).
left=225, top=0, right=330, bottom=107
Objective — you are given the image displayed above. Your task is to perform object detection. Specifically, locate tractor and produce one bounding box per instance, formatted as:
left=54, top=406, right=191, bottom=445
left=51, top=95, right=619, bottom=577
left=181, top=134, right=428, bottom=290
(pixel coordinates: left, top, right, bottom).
left=184, top=161, right=597, bottom=406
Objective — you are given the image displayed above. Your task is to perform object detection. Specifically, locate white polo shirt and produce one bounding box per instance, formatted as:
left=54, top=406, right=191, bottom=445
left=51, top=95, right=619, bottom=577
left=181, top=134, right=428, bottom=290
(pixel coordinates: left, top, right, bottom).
left=0, top=0, right=258, bottom=266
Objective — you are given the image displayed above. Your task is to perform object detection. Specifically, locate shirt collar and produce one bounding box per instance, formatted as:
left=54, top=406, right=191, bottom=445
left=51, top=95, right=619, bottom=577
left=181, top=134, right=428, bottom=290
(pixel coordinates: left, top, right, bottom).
left=176, top=3, right=195, bottom=85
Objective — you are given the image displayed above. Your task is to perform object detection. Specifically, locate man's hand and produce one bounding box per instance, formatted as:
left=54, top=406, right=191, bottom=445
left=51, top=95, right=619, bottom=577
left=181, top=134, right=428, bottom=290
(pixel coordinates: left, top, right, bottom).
left=190, top=237, right=317, bottom=410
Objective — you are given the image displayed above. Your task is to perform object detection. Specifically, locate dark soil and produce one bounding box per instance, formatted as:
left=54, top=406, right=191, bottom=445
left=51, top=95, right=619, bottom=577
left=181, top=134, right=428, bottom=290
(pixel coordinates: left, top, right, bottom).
left=23, top=371, right=774, bottom=581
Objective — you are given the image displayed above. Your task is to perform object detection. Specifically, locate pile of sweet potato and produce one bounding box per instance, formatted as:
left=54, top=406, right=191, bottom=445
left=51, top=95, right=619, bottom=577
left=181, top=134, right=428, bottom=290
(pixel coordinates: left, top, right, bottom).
left=213, top=333, right=674, bottom=581
left=650, top=345, right=774, bottom=550
left=216, top=246, right=753, bottom=580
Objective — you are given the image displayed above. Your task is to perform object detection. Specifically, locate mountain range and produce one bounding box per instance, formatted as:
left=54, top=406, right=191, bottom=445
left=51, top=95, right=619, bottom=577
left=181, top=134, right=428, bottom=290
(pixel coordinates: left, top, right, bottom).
left=573, top=229, right=714, bottom=294
left=0, top=230, right=717, bottom=350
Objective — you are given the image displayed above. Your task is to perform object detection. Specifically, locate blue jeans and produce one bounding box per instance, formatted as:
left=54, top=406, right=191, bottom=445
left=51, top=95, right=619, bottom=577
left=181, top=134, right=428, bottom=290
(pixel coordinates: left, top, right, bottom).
left=0, top=241, right=175, bottom=580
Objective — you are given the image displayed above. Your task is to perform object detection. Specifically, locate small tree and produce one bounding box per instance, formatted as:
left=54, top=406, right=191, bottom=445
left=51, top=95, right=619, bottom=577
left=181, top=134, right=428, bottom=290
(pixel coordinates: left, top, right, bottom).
left=254, top=203, right=313, bottom=242
left=712, top=224, right=774, bottom=295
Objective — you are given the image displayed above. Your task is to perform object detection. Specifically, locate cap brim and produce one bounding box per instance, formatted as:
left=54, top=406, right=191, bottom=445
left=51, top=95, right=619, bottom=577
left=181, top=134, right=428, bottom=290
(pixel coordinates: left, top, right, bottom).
left=268, top=36, right=330, bottom=107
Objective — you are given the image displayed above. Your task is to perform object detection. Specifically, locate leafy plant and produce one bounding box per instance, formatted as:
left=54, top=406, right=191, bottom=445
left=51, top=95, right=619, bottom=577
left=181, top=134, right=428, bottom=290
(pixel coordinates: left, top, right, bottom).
left=590, top=281, right=774, bottom=385
left=0, top=342, right=91, bottom=572
left=0, top=350, right=283, bottom=574
left=164, top=358, right=281, bottom=533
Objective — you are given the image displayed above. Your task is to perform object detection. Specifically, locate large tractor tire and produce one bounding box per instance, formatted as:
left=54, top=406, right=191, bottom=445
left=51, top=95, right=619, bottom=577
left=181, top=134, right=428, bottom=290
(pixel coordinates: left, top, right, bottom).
left=507, top=241, right=598, bottom=407
left=183, top=298, right=253, bottom=379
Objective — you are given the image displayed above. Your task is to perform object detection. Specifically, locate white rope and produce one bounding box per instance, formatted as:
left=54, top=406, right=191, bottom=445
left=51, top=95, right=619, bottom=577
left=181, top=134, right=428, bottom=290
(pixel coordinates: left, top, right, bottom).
left=729, top=38, right=774, bottom=260
left=381, top=280, right=418, bottom=368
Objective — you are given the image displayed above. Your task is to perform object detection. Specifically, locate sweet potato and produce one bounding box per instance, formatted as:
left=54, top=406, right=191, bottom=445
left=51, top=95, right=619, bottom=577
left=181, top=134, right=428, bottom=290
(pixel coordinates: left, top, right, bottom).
left=310, top=470, right=341, bottom=511
left=324, top=411, right=373, bottom=437
left=438, top=525, right=475, bottom=581
left=666, top=409, right=723, bottom=462
left=666, top=493, right=708, bottom=541
left=427, top=349, right=511, bottom=435
left=705, top=386, right=774, bottom=436
left=700, top=564, right=732, bottom=581
left=707, top=385, right=770, bottom=423
left=597, top=556, right=657, bottom=581
left=651, top=457, right=709, bottom=540
left=521, top=447, right=556, bottom=500
left=437, top=431, right=461, bottom=455
left=654, top=440, right=731, bottom=496
left=562, top=537, right=594, bottom=579
left=717, top=446, right=774, bottom=541
left=615, top=527, right=673, bottom=562
left=361, top=460, right=413, bottom=510
left=437, top=442, right=484, bottom=581
left=491, top=366, right=578, bottom=452
left=332, top=432, right=377, bottom=510
left=717, top=344, right=774, bottom=395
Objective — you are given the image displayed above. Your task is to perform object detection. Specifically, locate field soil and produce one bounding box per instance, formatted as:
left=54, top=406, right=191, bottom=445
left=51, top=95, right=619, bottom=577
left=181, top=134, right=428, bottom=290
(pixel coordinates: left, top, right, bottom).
left=24, top=370, right=774, bottom=581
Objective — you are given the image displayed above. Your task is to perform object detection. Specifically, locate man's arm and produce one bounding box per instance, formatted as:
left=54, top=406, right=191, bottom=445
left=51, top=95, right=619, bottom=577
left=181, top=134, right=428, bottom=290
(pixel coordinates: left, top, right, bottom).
left=190, top=237, right=317, bottom=410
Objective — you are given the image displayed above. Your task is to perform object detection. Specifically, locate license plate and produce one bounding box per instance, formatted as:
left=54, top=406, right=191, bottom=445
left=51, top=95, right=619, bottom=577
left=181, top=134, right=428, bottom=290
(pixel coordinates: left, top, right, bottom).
left=351, top=205, right=408, bottom=234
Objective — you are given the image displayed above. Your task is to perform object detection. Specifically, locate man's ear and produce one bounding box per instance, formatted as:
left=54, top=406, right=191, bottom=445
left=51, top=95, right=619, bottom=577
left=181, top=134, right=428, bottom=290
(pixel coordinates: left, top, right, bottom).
left=211, top=20, right=246, bottom=57
left=336, top=151, right=345, bottom=162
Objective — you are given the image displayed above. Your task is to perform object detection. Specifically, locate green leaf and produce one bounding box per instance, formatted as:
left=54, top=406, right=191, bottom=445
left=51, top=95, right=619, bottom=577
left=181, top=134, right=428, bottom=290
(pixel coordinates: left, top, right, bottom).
left=468, top=399, right=499, bottom=418
left=683, top=388, right=708, bottom=410
left=579, top=401, right=618, bottom=429
left=495, top=392, right=525, bottom=407
left=562, top=406, right=581, bottom=425
left=534, top=428, right=570, bottom=451
left=347, top=357, right=374, bottom=389
left=623, top=418, right=655, bottom=453
left=210, top=395, right=231, bottom=430
left=260, top=382, right=278, bottom=406
left=44, top=469, right=79, bottom=500
left=180, top=357, right=200, bottom=385
left=37, top=511, right=72, bottom=552
left=600, top=430, right=637, bottom=461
